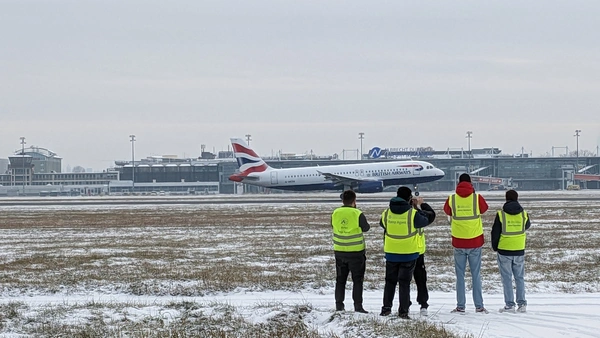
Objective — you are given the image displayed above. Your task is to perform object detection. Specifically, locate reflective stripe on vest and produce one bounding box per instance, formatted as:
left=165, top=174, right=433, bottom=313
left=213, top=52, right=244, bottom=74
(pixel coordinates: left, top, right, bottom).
left=451, top=194, right=479, bottom=220
left=450, top=193, right=483, bottom=239
left=417, top=228, right=426, bottom=254
left=498, top=210, right=527, bottom=251
left=331, top=207, right=365, bottom=252
left=381, top=208, right=419, bottom=254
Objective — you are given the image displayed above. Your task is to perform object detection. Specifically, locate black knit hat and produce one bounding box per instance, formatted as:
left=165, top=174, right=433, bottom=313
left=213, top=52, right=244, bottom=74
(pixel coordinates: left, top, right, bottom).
left=396, top=186, right=413, bottom=202
left=459, top=173, right=471, bottom=183
left=506, top=189, right=518, bottom=201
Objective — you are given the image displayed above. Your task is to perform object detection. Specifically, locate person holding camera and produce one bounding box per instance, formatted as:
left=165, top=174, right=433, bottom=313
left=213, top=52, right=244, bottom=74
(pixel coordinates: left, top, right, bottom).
left=411, top=194, right=436, bottom=316
left=379, top=186, right=434, bottom=319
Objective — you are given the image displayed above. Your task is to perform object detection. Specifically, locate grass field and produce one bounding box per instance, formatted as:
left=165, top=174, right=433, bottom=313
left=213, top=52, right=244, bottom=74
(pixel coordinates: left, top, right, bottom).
left=1, top=195, right=599, bottom=337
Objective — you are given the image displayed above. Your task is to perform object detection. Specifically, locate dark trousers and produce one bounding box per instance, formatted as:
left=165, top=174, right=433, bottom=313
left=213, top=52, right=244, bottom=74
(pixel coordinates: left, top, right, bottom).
left=382, top=259, right=417, bottom=315
left=414, top=254, right=429, bottom=308
left=334, top=251, right=366, bottom=310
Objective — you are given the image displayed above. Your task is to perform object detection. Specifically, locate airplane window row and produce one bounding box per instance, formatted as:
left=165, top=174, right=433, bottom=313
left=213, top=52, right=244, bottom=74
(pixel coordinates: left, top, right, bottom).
left=284, top=168, right=418, bottom=179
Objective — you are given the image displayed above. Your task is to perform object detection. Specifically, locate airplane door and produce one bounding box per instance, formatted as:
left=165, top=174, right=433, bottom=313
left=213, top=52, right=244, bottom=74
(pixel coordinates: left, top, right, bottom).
left=271, top=171, right=278, bottom=184
left=413, top=166, right=421, bottom=176
left=354, top=169, right=359, bottom=177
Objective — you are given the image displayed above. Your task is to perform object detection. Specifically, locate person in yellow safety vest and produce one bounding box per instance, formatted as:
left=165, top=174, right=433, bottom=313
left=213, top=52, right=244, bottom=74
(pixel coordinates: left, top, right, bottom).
left=331, top=190, right=371, bottom=313
left=491, top=189, right=531, bottom=314
left=443, top=173, right=489, bottom=314
left=379, top=186, right=434, bottom=319
left=412, top=197, right=436, bottom=317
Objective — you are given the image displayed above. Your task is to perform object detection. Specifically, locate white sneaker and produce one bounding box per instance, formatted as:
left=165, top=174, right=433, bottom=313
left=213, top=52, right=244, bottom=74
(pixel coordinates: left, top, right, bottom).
left=499, top=306, right=516, bottom=313
left=517, top=305, right=527, bottom=313
left=420, top=308, right=428, bottom=316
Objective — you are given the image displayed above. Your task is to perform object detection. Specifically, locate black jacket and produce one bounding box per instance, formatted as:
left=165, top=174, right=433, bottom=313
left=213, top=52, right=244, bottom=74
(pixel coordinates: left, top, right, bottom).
left=491, top=200, right=531, bottom=256
left=379, top=197, right=436, bottom=229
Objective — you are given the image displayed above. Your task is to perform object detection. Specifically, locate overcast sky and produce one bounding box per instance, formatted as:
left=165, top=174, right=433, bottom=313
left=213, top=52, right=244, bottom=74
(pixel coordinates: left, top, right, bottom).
left=1, top=0, right=600, bottom=170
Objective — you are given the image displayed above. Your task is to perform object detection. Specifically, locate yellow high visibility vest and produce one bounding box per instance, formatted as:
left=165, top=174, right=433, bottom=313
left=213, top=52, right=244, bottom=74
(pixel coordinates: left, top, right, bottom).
left=449, top=193, right=483, bottom=239
left=331, top=207, right=365, bottom=252
left=417, top=228, right=426, bottom=254
left=497, top=210, right=528, bottom=251
left=381, top=208, right=420, bottom=254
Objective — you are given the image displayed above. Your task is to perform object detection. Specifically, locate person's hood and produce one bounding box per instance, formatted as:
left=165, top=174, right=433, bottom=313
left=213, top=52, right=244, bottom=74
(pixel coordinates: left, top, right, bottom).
left=455, top=181, right=475, bottom=197
left=389, top=197, right=411, bottom=214
left=502, top=200, right=524, bottom=215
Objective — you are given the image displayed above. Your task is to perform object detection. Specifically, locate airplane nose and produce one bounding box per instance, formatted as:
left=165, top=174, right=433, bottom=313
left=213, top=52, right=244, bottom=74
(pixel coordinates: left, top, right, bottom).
left=436, top=168, right=445, bottom=177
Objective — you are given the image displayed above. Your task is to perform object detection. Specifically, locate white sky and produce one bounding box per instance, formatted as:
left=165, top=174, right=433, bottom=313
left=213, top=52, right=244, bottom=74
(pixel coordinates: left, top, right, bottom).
left=1, top=1, right=600, bottom=170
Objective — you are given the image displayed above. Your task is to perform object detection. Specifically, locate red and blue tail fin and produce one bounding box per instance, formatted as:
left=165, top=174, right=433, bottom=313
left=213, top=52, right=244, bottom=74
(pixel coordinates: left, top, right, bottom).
left=230, top=138, right=271, bottom=177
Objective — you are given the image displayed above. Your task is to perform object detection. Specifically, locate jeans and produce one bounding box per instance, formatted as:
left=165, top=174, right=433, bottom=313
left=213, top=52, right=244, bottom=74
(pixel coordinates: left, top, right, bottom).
left=335, top=252, right=366, bottom=310
left=454, top=247, right=484, bottom=309
left=382, top=259, right=416, bottom=315
left=497, top=253, right=527, bottom=307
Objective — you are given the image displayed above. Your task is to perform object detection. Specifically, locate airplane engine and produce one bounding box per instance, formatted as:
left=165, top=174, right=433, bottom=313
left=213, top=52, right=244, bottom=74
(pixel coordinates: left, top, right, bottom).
left=355, top=181, right=384, bottom=193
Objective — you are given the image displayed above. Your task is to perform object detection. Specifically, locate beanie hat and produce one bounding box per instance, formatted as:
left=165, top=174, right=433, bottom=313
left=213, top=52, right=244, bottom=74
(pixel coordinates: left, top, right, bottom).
left=396, top=186, right=412, bottom=202
left=506, top=189, right=518, bottom=201
left=459, top=173, right=471, bottom=183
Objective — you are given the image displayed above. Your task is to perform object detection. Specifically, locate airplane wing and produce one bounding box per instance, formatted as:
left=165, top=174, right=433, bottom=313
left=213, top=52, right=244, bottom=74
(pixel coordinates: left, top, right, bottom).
left=317, top=171, right=379, bottom=187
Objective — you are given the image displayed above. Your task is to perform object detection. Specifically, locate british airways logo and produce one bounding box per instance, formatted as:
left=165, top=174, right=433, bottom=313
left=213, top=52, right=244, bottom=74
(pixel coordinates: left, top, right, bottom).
left=369, top=147, right=384, bottom=159
left=232, top=142, right=268, bottom=175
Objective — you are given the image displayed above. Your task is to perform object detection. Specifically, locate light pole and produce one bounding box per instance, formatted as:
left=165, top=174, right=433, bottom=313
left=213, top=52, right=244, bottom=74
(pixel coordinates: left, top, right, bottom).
left=20, top=137, right=26, bottom=194
left=245, top=134, right=252, bottom=146
left=358, top=132, right=364, bottom=160
left=574, top=129, right=581, bottom=158
left=129, top=135, right=136, bottom=193
left=466, top=131, right=473, bottom=158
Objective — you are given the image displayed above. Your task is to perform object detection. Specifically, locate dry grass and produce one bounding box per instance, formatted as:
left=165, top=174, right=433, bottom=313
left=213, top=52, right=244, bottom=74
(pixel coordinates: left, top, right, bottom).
left=0, top=198, right=598, bottom=336
left=1, top=202, right=599, bottom=294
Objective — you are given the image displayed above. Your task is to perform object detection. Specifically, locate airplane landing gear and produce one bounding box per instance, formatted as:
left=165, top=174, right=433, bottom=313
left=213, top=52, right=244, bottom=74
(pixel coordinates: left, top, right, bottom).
left=413, top=185, right=420, bottom=196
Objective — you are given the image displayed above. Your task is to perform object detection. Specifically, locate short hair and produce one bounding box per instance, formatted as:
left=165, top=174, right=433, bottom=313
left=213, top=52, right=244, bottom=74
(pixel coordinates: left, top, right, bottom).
left=459, top=173, right=471, bottom=183
left=342, top=190, right=356, bottom=205
left=396, top=186, right=412, bottom=202
left=506, top=189, right=518, bottom=201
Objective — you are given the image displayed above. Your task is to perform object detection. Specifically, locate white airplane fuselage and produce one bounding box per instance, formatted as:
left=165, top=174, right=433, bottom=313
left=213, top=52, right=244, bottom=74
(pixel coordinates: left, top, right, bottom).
left=231, top=160, right=445, bottom=192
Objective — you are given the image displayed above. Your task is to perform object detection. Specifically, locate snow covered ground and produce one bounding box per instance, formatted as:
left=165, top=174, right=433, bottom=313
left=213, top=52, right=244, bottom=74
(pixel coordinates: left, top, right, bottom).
left=0, top=191, right=599, bottom=337
left=1, top=290, right=599, bottom=337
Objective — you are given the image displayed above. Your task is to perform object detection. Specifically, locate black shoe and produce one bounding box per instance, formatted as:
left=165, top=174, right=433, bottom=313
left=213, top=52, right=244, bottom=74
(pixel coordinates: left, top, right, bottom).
left=355, top=307, right=369, bottom=314
left=380, top=308, right=392, bottom=316
left=335, top=302, right=345, bottom=311
left=399, top=312, right=411, bottom=319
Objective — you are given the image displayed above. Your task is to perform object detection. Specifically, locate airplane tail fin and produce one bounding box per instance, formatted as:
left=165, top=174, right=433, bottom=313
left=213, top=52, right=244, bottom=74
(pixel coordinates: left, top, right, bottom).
left=230, top=138, right=272, bottom=178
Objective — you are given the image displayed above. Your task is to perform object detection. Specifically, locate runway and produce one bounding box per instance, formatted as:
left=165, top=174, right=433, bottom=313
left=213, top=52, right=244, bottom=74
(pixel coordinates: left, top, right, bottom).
left=1, top=190, right=600, bottom=206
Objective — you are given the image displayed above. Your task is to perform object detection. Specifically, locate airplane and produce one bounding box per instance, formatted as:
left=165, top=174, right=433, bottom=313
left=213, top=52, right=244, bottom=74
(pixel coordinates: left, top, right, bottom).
left=228, top=138, right=445, bottom=195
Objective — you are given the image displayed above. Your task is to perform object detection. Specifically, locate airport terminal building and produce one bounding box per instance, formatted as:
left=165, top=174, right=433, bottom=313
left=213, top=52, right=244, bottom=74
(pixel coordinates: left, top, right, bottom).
left=1, top=145, right=599, bottom=196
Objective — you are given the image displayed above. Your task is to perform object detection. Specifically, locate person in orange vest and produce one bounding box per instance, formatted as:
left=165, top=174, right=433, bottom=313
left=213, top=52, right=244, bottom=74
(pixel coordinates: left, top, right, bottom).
left=443, top=173, right=489, bottom=314
left=331, top=190, right=371, bottom=313
left=492, top=189, right=531, bottom=313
